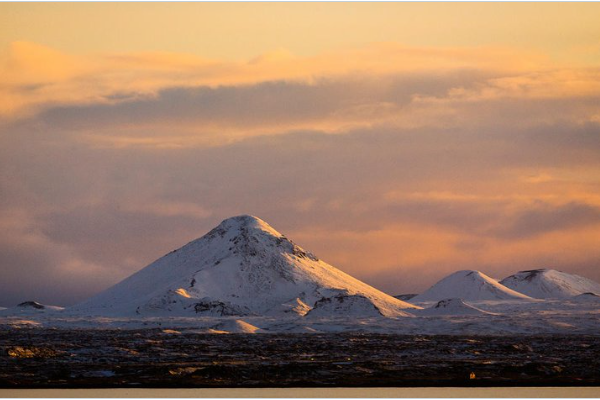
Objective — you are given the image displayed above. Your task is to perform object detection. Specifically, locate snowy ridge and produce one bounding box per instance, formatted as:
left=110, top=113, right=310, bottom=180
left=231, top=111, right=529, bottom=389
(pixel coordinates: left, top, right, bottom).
left=71, top=215, right=418, bottom=318
left=500, top=269, right=600, bottom=299
left=411, top=270, right=533, bottom=302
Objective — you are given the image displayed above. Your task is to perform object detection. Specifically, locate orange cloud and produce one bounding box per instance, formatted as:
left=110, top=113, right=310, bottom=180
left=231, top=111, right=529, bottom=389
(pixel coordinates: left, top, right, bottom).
left=4, top=41, right=600, bottom=153
left=290, top=215, right=600, bottom=293
left=0, top=41, right=558, bottom=120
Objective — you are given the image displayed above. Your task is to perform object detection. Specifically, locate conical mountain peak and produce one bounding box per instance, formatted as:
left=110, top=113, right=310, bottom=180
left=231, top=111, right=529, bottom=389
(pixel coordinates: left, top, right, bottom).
left=456, top=270, right=486, bottom=278
left=203, top=215, right=317, bottom=264
left=72, top=215, right=419, bottom=317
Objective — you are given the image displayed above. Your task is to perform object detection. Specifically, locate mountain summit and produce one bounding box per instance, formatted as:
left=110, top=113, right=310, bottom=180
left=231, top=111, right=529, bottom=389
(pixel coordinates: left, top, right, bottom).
left=73, top=215, right=418, bottom=317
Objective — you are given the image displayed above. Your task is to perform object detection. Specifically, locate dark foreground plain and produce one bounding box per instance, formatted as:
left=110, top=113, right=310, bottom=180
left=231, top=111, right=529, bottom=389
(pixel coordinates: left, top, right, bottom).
left=1, top=330, right=599, bottom=388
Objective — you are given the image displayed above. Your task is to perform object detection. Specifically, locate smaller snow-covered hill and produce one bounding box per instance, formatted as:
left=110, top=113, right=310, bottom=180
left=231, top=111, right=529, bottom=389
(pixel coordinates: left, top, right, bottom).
left=500, top=269, right=600, bottom=299
left=394, top=294, right=418, bottom=301
left=18, top=301, right=46, bottom=310
left=571, top=293, right=600, bottom=303
left=208, top=319, right=262, bottom=334
left=0, top=301, right=64, bottom=315
left=411, top=270, right=533, bottom=302
left=417, top=298, right=496, bottom=316
left=305, top=292, right=386, bottom=318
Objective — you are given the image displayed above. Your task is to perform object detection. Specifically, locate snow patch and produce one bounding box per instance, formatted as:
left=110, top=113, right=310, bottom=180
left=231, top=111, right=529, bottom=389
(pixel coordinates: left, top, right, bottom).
left=209, top=319, right=262, bottom=334
left=416, top=298, right=497, bottom=316
left=267, top=297, right=312, bottom=316
left=174, top=288, right=191, bottom=298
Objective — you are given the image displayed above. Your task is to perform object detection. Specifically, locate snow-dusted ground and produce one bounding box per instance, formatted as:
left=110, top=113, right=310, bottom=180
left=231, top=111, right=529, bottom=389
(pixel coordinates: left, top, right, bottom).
left=1, top=297, right=598, bottom=335
left=413, top=298, right=498, bottom=317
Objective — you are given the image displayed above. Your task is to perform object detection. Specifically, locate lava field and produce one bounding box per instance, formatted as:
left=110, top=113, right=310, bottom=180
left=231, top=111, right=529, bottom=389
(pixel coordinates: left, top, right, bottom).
left=1, top=330, right=599, bottom=388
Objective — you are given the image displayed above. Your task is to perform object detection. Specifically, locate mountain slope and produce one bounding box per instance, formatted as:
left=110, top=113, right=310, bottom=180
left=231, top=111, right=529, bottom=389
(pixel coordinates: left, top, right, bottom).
left=411, top=270, right=533, bottom=302
left=500, top=269, right=600, bottom=299
left=72, top=215, right=418, bottom=318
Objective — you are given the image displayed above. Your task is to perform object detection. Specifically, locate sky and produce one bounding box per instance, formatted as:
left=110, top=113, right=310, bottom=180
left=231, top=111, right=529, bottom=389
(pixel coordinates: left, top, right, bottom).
left=1, top=3, right=600, bottom=306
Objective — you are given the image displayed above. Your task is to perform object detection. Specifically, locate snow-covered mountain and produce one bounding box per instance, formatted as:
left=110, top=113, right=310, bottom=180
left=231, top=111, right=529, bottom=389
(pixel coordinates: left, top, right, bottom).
left=411, top=270, right=533, bottom=302
left=500, top=269, right=600, bottom=299
left=71, top=215, right=419, bottom=318
left=417, top=298, right=496, bottom=316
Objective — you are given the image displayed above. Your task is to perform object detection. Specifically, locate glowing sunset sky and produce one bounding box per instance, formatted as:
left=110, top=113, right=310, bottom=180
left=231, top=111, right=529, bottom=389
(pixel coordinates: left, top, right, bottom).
left=1, top=3, right=600, bottom=306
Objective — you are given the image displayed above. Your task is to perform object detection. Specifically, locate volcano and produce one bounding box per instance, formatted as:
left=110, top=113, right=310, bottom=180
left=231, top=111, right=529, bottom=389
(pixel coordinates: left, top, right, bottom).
left=500, top=269, right=600, bottom=299
left=72, top=215, right=418, bottom=318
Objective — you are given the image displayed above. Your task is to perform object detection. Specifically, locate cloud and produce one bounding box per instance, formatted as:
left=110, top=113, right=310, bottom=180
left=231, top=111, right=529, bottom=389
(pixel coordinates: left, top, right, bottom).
left=0, top=209, right=111, bottom=306
left=25, top=72, right=489, bottom=145
left=4, top=71, right=599, bottom=154
left=493, top=202, right=600, bottom=239
left=0, top=41, right=560, bottom=121
left=2, top=41, right=600, bottom=305
left=3, top=121, right=600, bottom=302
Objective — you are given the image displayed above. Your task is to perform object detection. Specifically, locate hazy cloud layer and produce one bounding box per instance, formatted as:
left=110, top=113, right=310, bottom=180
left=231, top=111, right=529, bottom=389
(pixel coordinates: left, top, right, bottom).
left=1, top=42, right=600, bottom=305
